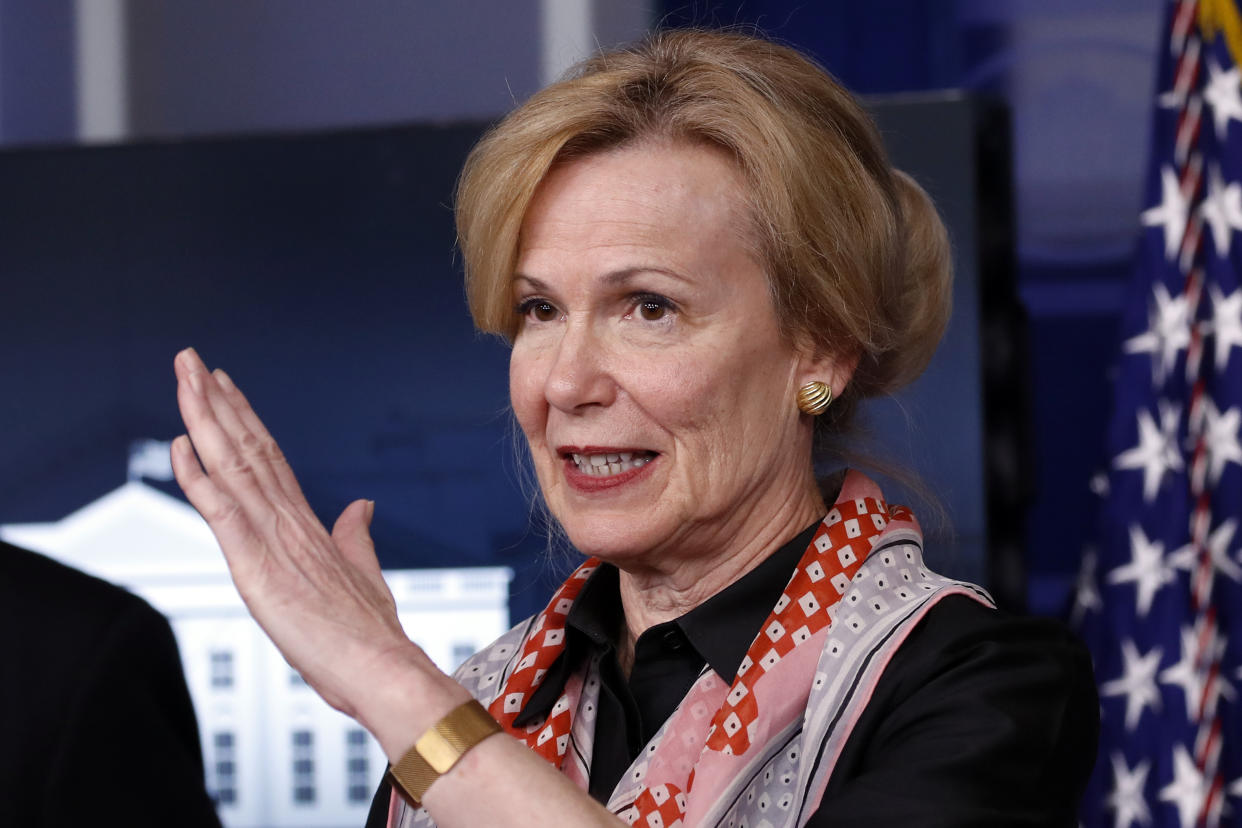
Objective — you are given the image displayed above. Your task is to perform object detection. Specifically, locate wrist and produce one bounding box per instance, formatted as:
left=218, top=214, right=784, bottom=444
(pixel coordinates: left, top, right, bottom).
left=387, top=698, right=503, bottom=806
left=353, top=642, right=473, bottom=760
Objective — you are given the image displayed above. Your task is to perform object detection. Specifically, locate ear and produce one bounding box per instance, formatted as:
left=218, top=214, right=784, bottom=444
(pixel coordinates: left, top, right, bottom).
left=795, top=345, right=858, bottom=399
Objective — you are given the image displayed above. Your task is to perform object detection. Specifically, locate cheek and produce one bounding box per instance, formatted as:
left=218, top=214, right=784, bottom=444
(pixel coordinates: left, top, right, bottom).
left=641, top=361, right=745, bottom=459
left=508, top=349, right=546, bottom=444
left=667, top=348, right=798, bottom=464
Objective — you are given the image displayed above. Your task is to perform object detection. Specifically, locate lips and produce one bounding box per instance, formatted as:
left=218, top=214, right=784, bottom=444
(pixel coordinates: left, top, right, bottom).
left=568, top=450, right=656, bottom=477
left=558, top=446, right=659, bottom=492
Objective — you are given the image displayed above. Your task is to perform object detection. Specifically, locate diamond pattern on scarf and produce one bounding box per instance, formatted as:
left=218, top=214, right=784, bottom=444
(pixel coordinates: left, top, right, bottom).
left=717, top=743, right=803, bottom=828
left=704, top=497, right=901, bottom=755
left=486, top=563, right=597, bottom=764
left=624, top=783, right=687, bottom=828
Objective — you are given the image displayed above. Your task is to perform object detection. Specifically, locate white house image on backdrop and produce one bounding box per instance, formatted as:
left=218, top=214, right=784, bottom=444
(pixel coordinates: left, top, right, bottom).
left=1, top=440, right=512, bottom=828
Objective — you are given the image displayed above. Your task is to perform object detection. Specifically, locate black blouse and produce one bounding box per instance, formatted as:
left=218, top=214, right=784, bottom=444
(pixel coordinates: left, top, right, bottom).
left=513, top=522, right=821, bottom=802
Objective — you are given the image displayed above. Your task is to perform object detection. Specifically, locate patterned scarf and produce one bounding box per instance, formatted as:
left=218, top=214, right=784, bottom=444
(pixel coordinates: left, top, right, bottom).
left=486, top=473, right=912, bottom=825
left=393, top=470, right=992, bottom=827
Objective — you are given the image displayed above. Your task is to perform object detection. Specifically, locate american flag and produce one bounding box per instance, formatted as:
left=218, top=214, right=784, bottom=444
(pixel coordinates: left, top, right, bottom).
left=1075, top=2, right=1242, bottom=826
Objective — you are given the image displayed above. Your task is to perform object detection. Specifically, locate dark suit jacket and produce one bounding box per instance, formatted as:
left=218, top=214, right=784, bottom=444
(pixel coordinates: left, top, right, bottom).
left=0, top=541, right=222, bottom=827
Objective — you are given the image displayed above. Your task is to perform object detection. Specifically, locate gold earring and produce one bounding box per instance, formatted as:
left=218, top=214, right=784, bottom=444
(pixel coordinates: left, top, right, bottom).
left=796, top=381, right=833, bottom=415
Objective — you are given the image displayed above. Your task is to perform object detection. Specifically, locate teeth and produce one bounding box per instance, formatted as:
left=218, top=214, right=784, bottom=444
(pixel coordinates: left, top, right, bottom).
left=569, top=452, right=654, bottom=477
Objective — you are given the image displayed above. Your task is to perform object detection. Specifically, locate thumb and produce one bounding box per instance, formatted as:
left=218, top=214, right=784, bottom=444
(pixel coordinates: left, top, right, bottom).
left=332, top=498, right=378, bottom=568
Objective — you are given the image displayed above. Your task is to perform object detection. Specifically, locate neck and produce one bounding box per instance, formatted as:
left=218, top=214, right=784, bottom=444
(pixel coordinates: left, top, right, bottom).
left=613, top=482, right=826, bottom=669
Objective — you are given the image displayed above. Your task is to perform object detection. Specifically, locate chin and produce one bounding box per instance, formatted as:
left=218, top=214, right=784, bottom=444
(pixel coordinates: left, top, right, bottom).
left=557, top=513, right=665, bottom=566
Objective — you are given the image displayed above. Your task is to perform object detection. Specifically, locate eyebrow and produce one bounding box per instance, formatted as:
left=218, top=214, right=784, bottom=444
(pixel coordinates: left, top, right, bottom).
left=511, top=267, right=692, bottom=292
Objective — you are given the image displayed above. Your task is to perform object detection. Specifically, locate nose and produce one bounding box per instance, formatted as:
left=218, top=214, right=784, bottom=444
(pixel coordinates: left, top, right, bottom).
left=543, top=319, right=616, bottom=413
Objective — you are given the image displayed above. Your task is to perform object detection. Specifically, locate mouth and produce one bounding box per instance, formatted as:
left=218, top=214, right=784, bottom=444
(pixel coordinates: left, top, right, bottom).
left=565, top=450, right=658, bottom=477
left=556, top=446, right=660, bottom=491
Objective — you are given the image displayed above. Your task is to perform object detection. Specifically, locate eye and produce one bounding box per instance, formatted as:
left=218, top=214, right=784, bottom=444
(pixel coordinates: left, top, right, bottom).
left=638, top=300, right=666, bottom=321
left=516, top=297, right=560, bottom=323
left=630, top=293, right=676, bottom=323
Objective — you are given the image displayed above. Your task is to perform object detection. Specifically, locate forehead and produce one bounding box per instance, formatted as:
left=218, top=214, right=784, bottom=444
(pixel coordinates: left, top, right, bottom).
left=515, top=141, right=756, bottom=281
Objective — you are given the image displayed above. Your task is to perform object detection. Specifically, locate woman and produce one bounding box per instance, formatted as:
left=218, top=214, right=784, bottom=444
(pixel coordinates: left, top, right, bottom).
left=172, top=30, right=1096, bottom=827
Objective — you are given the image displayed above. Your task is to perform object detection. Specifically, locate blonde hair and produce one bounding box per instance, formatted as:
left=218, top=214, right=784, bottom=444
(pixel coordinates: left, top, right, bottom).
left=456, top=29, right=951, bottom=431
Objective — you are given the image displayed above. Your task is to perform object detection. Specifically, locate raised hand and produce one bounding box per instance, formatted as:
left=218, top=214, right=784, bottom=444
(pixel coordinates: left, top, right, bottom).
left=169, top=347, right=428, bottom=722
left=169, top=349, right=640, bottom=827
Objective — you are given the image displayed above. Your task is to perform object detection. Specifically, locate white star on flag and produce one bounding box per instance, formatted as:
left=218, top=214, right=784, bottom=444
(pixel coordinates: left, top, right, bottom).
left=1143, top=165, right=1192, bottom=259
left=1169, top=518, right=1242, bottom=584
left=1101, top=639, right=1164, bottom=731
left=1182, top=617, right=1235, bottom=719
left=1168, top=540, right=1199, bottom=573
left=1209, top=284, right=1242, bottom=370
left=1124, top=283, right=1190, bottom=386
left=1200, top=163, right=1242, bottom=254
left=1203, top=57, right=1242, bottom=138
left=1158, top=744, right=1211, bottom=828
left=1108, top=525, right=1175, bottom=616
left=1198, top=399, right=1242, bottom=485
left=1114, top=402, right=1184, bottom=501
left=1207, top=518, right=1241, bottom=582
left=1159, top=624, right=1207, bottom=719
left=1106, top=752, right=1152, bottom=828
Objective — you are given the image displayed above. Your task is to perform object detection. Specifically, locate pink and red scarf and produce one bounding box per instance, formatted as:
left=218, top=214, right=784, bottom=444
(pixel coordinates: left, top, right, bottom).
left=394, top=471, right=991, bottom=827
left=489, top=474, right=908, bottom=824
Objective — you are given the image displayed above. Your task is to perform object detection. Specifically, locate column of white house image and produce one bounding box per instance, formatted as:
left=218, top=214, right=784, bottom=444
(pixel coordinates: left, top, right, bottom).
left=1, top=476, right=511, bottom=828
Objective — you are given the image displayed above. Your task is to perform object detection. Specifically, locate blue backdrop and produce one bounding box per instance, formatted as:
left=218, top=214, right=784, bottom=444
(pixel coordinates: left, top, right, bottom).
left=0, top=1, right=1162, bottom=617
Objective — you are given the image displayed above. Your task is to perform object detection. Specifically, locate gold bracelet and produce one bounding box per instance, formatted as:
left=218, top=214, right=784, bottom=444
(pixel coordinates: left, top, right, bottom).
left=386, top=699, right=502, bottom=807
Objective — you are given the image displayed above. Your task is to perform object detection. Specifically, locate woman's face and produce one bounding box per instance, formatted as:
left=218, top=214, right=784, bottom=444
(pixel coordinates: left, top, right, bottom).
left=509, top=142, right=834, bottom=571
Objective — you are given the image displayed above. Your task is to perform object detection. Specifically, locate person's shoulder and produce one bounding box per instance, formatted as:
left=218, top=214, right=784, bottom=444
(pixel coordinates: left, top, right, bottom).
left=888, top=592, right=1093, bottom=682
left=0, top=539, right=180, bottom=695
left=878, top=591, right=1099, bottom=734
left=0, top=543, right=220, bottom=827
left=816, top=592, right=1099, bottom=824
left=0, top=539, right=160, bottom=633
left=0, top=541, right=184, bottom=726
left=915, top=591, right=1082, bottom=637
left=1, top=539, right=141, bottom=605
left=907, top=592, right=1091, bottom=661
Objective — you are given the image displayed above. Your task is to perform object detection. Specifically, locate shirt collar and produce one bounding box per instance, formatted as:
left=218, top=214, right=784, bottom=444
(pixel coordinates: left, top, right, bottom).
left=678, top=520, right=820, bottom=682
left=512, top=519, right=821, bottom=724
left=512, top=565, right=622, bottom=727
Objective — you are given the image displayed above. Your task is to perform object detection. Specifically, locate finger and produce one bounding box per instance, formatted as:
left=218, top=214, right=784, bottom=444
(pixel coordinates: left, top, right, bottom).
left=194, top=365, right=292, bottom=501
left=331, top=499, right=382, bottom=571
left=331, top=499, right=397, bottom=614
left=171, top=350, right=289, bottom=501
left=175, top=349, right=274, bottom=510
left=178, top=352, right=326, bottom=549
left=213, top=368, right=307, bottom=504
left=170, top=434, right=261, bottom=557
left=173, top=346, right=207, bottom=401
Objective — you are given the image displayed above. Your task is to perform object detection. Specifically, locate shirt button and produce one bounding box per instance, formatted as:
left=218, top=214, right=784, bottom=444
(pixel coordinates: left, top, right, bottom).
left=662, top=629, right=685, bottom=651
